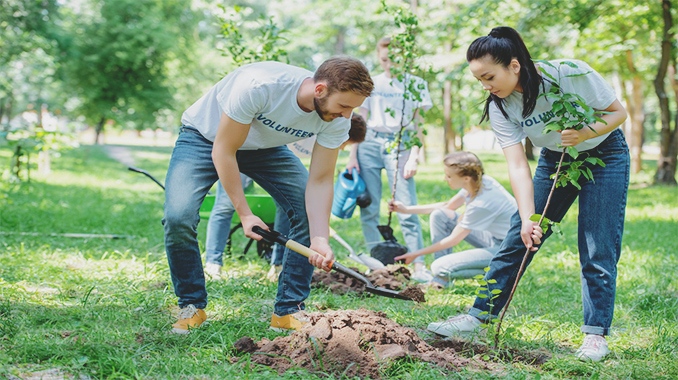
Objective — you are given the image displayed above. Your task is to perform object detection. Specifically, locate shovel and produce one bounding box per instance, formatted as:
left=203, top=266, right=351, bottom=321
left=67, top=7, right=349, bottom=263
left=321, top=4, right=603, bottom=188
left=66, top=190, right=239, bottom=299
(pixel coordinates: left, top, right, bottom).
left=371, top=211, right=408, bottom=265
left=253, top=226, right=413, bottom=301
left=330, top=228, right=385, bottom=272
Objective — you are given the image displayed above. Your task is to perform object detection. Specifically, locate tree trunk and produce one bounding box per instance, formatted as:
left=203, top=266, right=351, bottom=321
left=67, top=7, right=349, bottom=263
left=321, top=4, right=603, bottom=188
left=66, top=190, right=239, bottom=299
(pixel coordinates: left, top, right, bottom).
left=625, top=50, right=646, bottom=174
left=443, top=78, right=455, bottom=154
left=94, top=117, right=106, bottom=145
left=664, top=63, right=678, bottom=184
left=5, top=97, right=13, bottom=128
left=334, top=26, right=346, bottom=55
left=0, top=98, right=5, bottom=126
left=654, top=0, right=678, bottom=185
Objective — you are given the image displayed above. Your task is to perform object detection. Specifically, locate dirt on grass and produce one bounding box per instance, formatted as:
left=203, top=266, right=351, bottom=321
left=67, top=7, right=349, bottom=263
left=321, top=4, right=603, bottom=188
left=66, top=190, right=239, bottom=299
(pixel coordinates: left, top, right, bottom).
left=311, top=265, right=426, bottom=303
left=233, top=309, right=475, bottom=378
left=431, top=337, right=552, bottom=366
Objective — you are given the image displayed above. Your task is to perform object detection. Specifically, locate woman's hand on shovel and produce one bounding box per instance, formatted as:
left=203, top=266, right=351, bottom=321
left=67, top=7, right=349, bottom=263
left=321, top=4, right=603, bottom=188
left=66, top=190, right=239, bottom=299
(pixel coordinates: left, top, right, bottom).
left=309, top=236, right=335, bottom=272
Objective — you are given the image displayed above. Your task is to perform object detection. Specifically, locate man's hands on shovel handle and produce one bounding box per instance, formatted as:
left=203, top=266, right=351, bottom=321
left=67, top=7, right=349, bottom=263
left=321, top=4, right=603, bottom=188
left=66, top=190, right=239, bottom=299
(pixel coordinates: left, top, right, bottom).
left=249, top=221, right=335, bottom=272
left=243, top=215, right=269, bottom=240
left=309, top=237, right=335, bottom=272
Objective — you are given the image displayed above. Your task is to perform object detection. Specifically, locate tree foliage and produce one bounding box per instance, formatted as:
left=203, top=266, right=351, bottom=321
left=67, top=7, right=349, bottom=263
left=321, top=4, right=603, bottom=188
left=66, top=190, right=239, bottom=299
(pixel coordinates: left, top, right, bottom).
left=55, top=0, right=199, bottom=142
left=1, top=0, right=676, bottom=182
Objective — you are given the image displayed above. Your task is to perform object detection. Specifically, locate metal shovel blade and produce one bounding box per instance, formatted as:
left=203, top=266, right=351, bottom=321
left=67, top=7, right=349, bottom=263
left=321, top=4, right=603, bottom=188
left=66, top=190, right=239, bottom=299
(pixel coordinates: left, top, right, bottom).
left=330, top=261, right=413, bottom=301
left=377, top=224, right=398, bottom=242
left=253, top=226, right=413, bottom=302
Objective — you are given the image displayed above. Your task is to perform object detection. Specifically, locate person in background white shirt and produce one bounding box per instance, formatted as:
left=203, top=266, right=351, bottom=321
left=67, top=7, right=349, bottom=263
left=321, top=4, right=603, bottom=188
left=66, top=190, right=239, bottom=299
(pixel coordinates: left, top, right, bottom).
left=347, top=37, right=433, bottom=281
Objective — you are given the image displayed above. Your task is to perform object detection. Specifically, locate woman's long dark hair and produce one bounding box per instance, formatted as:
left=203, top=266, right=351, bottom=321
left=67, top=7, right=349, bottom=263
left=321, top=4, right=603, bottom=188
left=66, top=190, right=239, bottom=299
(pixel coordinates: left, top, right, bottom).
left=466, top=26, right=543, bottom=123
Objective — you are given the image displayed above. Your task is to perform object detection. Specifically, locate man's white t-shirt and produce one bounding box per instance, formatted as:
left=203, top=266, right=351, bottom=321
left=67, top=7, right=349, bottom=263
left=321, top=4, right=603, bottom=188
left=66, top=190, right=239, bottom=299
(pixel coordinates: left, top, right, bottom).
left=288, top=136, right=316, bottom=158
left=489, top=59, right=617, bottom=152
left=181, top=61, right=349, bottom=150
left=361, top=73, right=433, bottom=133
left=457, top=176, right=517, bottom=241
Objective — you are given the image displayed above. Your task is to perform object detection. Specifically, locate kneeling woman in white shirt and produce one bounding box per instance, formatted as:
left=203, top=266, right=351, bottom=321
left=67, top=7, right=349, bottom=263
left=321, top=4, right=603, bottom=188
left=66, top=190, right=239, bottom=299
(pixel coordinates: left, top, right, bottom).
left=391, top=151, right=517, bottom=287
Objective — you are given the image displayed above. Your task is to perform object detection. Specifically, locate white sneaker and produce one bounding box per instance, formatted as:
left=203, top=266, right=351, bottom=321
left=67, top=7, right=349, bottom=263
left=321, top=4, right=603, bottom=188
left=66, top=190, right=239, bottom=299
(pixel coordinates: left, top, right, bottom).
left=266, top=265, right=282, bottom=282
left=575, top=334, right=610, bottom=362
left=204, top=263, right=222, bottom=280
left=412, top=268, right=433, bottom=283
left=427, top=314, right=482, bottom=337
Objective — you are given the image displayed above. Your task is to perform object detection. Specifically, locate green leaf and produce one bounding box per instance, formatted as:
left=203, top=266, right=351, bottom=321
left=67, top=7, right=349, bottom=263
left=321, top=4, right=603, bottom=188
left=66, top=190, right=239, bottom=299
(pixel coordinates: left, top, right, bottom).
left=539, top=68, right=558, bottom=83
left=565, top=71, right=593, bottom=78
left=567, top=146, right=579, bottom=159
left=564, top=102, right=578, bottom=116
left=537, top=59, right=556, bottom=69
left=560, top=60, right=579, bottom=68
left=570, top=179, right=582, bottom=190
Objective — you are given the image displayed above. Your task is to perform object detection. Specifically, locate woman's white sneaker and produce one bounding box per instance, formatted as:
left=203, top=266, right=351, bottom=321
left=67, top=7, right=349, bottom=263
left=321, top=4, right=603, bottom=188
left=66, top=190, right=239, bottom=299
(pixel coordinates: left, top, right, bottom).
left=575, top=334, right=610, bottom=362
left=427, top=314, right=482, bottom=337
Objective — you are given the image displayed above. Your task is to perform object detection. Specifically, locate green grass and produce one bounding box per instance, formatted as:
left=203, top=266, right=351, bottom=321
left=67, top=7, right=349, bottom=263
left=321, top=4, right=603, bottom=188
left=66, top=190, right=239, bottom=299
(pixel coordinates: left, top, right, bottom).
left=0, top=141, right=676, bottom=379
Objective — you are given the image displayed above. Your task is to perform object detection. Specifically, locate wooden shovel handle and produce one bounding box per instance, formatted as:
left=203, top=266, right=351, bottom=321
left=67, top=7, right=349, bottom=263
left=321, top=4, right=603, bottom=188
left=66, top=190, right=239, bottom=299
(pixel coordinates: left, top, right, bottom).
left=285, top=240, right=334, bottom=270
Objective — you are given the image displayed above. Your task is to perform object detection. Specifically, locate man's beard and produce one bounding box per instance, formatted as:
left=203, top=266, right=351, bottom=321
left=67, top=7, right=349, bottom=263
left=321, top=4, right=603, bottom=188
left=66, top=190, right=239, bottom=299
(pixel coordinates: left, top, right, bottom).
left=313, top=96, right=334, bottom=122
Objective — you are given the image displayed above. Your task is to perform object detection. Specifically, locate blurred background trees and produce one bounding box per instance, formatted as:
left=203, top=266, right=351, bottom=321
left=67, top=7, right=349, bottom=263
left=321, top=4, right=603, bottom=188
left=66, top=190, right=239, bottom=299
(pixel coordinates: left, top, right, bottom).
left=0, top=0, right=676, bottom=184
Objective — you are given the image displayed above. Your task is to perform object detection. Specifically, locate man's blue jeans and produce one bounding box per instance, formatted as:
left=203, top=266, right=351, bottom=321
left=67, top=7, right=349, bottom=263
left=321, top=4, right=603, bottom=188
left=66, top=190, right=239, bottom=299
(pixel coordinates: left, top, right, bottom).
left=205, top=176, right=287, bottom=267
left=357, top=130, right=423, bottom=257
left=468, top=129, right=629, bottom=336
left=163, top=126, right=312, bottom=316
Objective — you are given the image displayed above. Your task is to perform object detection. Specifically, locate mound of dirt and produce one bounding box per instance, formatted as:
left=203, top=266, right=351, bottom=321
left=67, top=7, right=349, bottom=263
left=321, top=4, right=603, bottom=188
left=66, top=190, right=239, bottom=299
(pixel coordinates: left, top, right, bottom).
left=311, top=265, right=426, bottom=303
left=233, top=309, right=470, bottom=378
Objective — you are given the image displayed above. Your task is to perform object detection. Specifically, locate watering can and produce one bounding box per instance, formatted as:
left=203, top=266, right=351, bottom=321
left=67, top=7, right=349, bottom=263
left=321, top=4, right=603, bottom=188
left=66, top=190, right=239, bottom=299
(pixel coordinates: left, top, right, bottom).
left=332, top=168, right=366, bottom=219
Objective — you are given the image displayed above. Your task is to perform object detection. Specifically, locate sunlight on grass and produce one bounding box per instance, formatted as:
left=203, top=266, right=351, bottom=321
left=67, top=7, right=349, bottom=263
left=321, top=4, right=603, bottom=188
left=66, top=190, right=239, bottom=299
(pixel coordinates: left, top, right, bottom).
left=1, top=144, right=677, bottom=379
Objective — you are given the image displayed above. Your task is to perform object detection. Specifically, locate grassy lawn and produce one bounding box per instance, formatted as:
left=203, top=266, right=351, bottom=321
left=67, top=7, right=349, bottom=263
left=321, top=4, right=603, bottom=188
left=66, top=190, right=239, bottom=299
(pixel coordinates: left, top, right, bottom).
left=0, top=139, right=676, bottom=379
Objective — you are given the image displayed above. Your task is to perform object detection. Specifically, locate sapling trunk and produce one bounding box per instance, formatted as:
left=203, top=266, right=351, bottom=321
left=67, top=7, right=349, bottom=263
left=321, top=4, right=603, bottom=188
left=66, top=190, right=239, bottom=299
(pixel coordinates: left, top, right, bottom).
left=386, top=125, right=406, bottom=226
left=493, top=149, right=566, bottom=348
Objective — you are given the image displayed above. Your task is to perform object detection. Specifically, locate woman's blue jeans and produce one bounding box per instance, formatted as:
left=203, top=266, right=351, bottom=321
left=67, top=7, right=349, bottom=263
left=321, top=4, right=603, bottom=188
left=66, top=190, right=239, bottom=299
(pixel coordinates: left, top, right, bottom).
left=356, top=130, right=424, bottom=257
left=468, top=129, right=630, bottom=336
left=428, top=209, right=502, bottom=285
left=163, top=126, right=312, bottom=316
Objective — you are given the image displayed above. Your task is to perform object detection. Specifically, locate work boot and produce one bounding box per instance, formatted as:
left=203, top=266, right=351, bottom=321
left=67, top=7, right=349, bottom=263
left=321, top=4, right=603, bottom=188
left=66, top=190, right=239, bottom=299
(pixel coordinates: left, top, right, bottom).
left=171, top=305, right=207, bottom=334
left=270, top=311, right=308, bottom=332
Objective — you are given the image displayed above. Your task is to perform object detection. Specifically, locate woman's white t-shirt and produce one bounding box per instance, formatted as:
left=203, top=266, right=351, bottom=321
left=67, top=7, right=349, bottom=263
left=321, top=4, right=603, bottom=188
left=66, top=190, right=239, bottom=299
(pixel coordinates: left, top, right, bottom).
left=457, top=176, right=517, bottom=241
left=489, top=59, right=617, bottom=152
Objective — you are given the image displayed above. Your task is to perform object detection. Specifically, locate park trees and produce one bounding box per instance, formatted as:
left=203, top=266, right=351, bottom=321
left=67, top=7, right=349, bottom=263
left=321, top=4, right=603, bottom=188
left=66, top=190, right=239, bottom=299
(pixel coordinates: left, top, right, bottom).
left=653, top=0, right=678, bottom=185
left=55, top=0, right=201, bottom=143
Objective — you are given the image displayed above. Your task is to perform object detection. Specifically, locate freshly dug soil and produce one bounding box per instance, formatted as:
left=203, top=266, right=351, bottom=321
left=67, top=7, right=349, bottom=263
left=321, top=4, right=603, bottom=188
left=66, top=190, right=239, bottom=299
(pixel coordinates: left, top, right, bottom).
left=431, top=337, right=552, bottom=366
left=311, top=265, right=426, bottom=303
left=233, top=309, right=470, bottom=378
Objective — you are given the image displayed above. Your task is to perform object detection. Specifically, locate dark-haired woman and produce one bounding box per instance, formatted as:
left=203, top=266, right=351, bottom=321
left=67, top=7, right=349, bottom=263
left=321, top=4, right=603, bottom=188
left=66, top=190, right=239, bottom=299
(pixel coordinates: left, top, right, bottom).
left=427, top=26, right=629, bottom=362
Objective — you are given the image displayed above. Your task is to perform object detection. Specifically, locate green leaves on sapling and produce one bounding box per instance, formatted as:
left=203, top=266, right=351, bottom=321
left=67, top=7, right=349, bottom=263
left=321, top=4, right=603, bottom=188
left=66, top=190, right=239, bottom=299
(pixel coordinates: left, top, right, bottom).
left=536, top=60, right=608, bottom=189
left=529, top=214, right=561, bottom=236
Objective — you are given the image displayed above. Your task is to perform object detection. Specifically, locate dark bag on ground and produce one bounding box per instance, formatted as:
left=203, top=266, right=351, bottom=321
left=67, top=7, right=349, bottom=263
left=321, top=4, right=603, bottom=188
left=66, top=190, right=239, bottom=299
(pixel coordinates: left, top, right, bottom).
left=370, top=240, right=407, bottom=265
